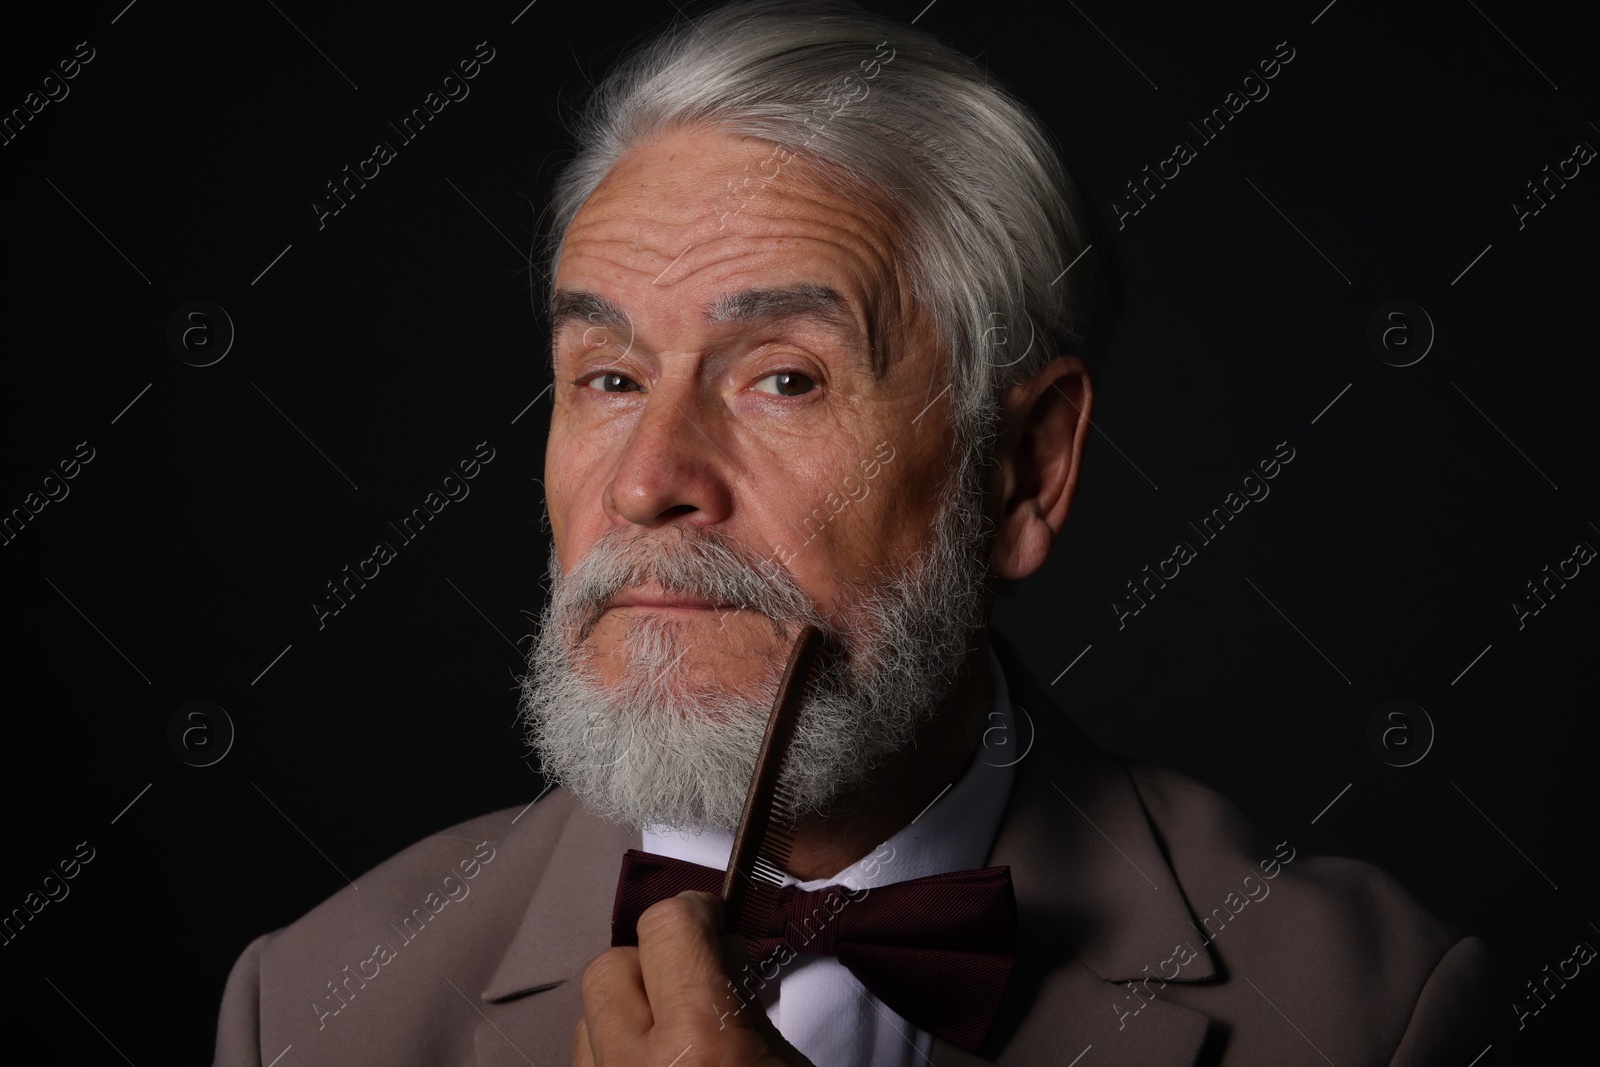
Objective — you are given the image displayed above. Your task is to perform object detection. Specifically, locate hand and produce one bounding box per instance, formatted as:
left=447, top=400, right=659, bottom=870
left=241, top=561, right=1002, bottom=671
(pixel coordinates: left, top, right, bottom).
left=572, top=891, right=816, bottom=1066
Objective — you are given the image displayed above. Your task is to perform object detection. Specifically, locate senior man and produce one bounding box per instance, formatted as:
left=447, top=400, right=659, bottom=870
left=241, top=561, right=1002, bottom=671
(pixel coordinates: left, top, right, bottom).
left=214, top=2, right=1498, bottom=1064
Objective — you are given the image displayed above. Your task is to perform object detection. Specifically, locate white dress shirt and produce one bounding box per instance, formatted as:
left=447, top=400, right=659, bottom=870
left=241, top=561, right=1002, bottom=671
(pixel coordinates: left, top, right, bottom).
left=642, top=643, right=1018, bottom=1066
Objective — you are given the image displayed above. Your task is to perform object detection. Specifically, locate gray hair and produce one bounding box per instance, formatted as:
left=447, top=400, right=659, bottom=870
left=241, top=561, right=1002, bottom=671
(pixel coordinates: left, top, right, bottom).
left=540, top=0, right=1103, bottom=462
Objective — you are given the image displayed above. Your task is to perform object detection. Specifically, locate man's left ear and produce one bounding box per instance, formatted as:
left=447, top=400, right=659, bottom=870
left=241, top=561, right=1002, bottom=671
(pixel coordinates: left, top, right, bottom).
left=989, top=355, right=1092, bottom=581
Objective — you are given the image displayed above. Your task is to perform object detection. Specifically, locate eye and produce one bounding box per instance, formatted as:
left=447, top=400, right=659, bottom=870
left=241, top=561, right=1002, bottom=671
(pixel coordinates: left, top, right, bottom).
left=582, top=372, right=642, bottom=393
left=754, top=371, right=817, bottom=397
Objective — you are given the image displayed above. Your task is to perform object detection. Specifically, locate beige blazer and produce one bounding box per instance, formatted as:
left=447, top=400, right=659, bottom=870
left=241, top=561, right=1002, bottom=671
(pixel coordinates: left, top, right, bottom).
left=213, top=634, right=1499, bottom=1065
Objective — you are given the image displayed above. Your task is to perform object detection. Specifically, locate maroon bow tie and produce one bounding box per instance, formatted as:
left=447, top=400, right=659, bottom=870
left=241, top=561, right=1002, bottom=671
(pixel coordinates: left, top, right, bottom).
left=610, top=848, right=1018, bottom=1053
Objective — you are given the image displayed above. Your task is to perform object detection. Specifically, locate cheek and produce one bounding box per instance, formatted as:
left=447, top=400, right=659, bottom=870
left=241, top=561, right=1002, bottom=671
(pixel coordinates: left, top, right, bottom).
left=872, top=464, right=943, bottom=529
left=865, top=453, right=961, bottom=561
left=545, top=439, right=613, bottom=562
left=804, top=467, right=940, bottom=590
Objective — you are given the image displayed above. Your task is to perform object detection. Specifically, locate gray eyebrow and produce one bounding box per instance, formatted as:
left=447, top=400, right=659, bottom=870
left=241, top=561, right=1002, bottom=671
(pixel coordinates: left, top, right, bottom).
left=550, top=289, right=631, bottom=337
left=551, top=284, right=879, bottom=375
left=706, top=284, right=877, bottom=375
left=703, top=284, right=850, bottom=329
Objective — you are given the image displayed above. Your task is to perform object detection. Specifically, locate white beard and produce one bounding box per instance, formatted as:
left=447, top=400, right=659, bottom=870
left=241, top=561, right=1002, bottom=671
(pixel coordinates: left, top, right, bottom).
left=517, top=448, right=992, bottom=832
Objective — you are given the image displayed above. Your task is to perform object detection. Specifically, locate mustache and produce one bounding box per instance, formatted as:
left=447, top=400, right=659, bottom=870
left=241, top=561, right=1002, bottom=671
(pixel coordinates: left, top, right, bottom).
left=553, top=527, right=832, bottom=642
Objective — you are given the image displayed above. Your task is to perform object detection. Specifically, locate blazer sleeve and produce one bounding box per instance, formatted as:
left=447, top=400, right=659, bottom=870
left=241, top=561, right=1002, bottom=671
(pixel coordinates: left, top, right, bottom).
left=212, top=934, right=271, bottom=1067
left=1387, top=935, right=1502, bottom=1067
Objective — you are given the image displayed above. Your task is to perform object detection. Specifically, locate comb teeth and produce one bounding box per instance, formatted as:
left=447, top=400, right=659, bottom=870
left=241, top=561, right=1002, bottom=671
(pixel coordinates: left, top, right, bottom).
left=749, top=799, right=797, bottom=886
left=750, top=857, right=786, bottom=884
left=747, top=799, right=798, bottom=935
left=721, top=626, right=824, bottom=935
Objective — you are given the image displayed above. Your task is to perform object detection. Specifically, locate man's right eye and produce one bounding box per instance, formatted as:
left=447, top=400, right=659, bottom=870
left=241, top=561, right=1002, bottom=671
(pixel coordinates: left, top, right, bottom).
left=581, top=372, right=642, bottom=393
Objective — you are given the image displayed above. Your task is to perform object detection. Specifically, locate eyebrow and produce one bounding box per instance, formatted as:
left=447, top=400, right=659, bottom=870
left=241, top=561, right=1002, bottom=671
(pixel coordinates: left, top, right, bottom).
left=703, top=284, right=851, bottom=330
left=550, top=284, right=879, bottom=375
left=550, top=289, right=632, bottom=338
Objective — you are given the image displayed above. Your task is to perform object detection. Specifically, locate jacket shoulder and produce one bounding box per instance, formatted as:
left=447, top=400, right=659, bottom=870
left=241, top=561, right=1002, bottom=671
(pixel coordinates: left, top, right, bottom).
left=1127, top=761, right=1459, bottom=960
left=1124, top=762, right=1498, bottom=1064
left=264, top=790, right=575, bottom=956
left=213, top=789, right=577, bottom=1064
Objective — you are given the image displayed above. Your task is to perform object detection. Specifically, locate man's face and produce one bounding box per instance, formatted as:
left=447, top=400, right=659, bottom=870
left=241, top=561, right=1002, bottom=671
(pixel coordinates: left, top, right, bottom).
left=523, top=124, right=991, bottom=830
left=545, top=125, right=958, bottom=697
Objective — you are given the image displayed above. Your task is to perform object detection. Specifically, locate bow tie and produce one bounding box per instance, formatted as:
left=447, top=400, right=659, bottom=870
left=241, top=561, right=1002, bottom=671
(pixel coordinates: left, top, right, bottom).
left=610, top=848, right=1018, bottom=1054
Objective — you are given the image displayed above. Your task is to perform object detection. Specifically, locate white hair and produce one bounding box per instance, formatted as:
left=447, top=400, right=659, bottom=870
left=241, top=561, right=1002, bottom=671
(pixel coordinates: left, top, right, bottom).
left=540, top=0, right=1102, bottom=462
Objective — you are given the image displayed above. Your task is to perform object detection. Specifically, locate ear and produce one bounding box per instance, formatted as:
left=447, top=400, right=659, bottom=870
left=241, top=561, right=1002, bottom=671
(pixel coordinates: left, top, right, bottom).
left=988, top=355, right=1092, bottom=581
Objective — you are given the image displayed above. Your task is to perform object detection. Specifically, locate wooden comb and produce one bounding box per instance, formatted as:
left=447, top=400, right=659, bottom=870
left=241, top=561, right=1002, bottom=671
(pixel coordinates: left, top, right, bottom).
left=720, top=623, right=825, bottom=935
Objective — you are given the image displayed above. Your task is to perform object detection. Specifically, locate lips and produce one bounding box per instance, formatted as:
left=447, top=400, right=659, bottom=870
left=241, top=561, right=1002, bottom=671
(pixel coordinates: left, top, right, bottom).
left=607, top=585, right=737, bottom=612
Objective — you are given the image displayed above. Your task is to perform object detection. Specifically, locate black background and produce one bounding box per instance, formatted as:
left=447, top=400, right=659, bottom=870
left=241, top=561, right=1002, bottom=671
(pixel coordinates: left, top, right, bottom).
left=1, top=0, right=1595, bottom=1062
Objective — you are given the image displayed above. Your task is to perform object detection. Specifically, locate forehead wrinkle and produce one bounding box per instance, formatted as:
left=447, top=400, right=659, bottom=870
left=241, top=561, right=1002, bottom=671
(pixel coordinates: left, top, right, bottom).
left=666, top=230, right=897, bottom=379
left=561, top=245, right=893, bottom=381
left=702, top=189, right=904, bottom=381
left=560, top=164, right=908, bottom=378
left=580, top=173, right=897, bottom=277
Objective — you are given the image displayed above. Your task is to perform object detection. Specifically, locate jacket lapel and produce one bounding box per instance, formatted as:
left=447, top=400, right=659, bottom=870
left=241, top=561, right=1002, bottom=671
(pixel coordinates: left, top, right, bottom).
left=926, top=634, right=1215, bottom=1066
left=473, top=792, right=635, bottom=1065
left=479, top=790, right=634, bottom=1000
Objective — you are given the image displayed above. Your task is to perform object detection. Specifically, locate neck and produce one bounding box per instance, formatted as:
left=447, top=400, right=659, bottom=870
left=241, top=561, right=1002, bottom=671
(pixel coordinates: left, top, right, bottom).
left=780, top=631, right=993, bottom=881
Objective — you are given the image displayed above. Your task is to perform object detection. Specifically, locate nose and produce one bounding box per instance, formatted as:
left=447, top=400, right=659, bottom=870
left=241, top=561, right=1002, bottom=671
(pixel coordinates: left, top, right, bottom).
left=604, top=381, right=734, bottom=530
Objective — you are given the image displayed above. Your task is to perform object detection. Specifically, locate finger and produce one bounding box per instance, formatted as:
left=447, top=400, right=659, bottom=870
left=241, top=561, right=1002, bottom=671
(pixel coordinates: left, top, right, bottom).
left=578, top=947, right=652, bottom=1057
left=635, top=891, right=733, bottom=1024
left=571, top=1016, right=593, bottom=1067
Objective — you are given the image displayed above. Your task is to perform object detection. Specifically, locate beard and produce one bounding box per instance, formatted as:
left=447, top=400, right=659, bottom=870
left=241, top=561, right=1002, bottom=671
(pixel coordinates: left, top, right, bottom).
left=516, top=442, right=992, bottom=832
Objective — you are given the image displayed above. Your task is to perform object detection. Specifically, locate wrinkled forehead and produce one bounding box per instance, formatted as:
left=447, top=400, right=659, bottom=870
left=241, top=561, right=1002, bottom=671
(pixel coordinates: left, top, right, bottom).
left=550, top=124, right=930, bottom=372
